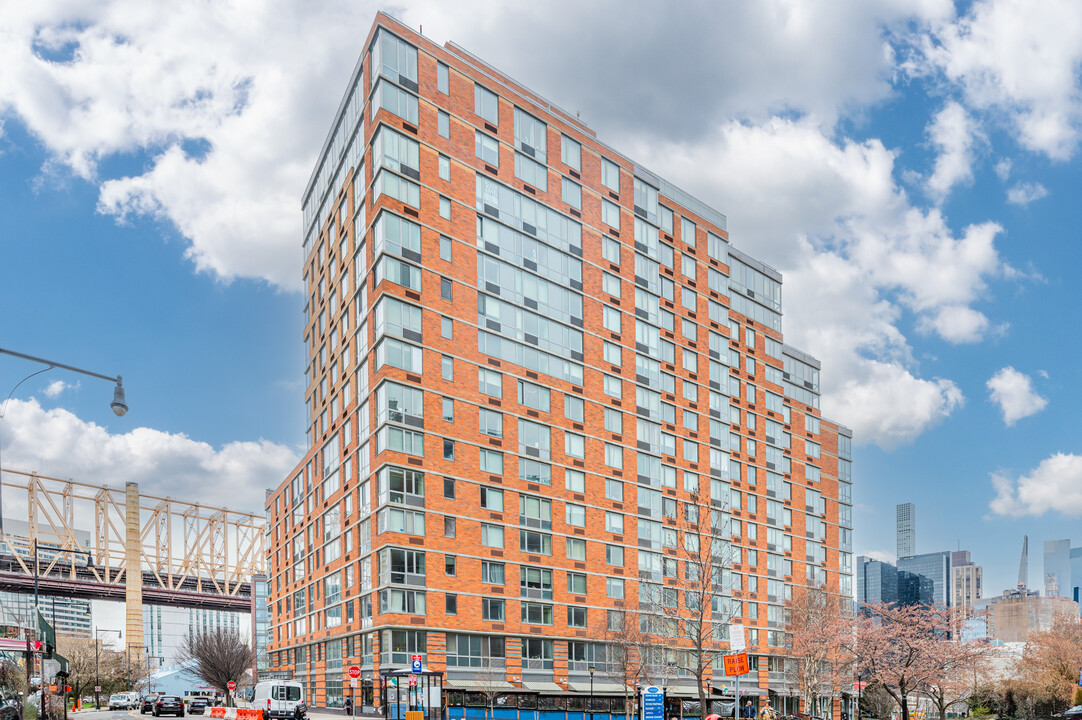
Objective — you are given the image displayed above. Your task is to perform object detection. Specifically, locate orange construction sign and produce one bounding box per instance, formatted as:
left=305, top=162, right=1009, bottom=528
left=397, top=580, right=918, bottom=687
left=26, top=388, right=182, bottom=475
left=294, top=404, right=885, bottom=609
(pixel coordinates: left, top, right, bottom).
left=723, top=652, right=750, bottom=676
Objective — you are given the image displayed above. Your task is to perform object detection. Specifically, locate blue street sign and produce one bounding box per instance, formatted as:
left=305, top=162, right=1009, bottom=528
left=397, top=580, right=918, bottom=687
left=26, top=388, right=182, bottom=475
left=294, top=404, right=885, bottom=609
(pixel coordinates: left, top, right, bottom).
left=643, top=686, right=664, bottom=720
left=411, top=655, right=423, bottom=673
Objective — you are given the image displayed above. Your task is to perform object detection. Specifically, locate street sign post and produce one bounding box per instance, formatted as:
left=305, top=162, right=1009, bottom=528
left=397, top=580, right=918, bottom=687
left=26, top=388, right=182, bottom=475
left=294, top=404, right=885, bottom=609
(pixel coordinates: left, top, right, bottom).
left=94, top=686, right=101, bottom=693
left=723, top=653, right=750, bottom=676
left=729, top=624, right=746, bottom=651
left=411, top=655, right=423, bottom=673
left=408, top=674, right=417, bottom=686
left=227, top=681, right=237, bottom=691
left=642, top=686, right=664, bottom=720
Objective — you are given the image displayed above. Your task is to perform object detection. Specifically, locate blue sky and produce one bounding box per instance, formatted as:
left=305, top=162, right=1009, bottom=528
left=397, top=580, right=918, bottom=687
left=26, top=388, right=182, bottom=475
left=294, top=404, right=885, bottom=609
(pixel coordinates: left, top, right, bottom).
left=1, top=0, right=1081, bottom=601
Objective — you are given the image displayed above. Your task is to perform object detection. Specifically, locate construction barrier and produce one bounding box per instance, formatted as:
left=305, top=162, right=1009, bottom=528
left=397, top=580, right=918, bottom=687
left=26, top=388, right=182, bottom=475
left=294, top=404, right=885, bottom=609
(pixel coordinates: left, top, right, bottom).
left=237, top=709, right=263, bottom=720
left=209, top=708, right=227, bottom=719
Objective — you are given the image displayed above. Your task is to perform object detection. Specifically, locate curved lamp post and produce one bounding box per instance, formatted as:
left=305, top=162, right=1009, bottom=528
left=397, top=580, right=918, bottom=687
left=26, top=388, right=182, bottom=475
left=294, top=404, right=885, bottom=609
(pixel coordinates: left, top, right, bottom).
left=0, top=346, right=128, bottom=537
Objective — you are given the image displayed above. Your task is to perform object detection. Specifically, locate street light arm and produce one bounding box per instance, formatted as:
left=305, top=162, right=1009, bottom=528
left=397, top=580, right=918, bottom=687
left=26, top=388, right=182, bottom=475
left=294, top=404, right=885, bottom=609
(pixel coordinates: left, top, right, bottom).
left=0, top=348, right=120, bottom=385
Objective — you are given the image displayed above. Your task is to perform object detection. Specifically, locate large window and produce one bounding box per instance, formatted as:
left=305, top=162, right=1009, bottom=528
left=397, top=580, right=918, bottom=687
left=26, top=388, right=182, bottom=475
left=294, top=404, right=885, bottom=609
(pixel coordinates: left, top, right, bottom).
left=371, top=80, right=418, bottom=124
left=475, top=85, right=499, bottom=125
left=378, top=547, right=425, bottom=586
left=446, top=634, right=505, bottom=668
left=370, top=29, right=417, bottom=87
left=373, top=126, right=420, bottom=177
left=514, top=108, right=547, bottom=162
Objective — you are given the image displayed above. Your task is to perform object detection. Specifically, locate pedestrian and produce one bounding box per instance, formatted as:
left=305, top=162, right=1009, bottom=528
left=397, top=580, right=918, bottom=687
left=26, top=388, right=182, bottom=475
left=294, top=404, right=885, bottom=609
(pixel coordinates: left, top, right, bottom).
left=743, top=701, right=755, bottom=719
left=344, top=697, right=353, bottom=716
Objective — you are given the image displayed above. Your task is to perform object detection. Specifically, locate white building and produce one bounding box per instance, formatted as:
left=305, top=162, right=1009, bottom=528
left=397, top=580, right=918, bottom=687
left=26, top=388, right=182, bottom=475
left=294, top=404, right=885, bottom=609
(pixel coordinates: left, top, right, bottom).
left=143, top=605, right=249, bottom=666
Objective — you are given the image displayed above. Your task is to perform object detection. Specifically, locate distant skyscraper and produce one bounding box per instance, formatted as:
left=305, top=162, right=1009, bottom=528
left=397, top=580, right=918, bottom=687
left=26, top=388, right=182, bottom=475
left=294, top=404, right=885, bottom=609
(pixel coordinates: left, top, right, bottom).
left=1018, top=535, right=1029, bottom=589
left=951, top=551, right=983, bottom=612
left=1070, top=547, right=1082, bottom=609
left=1044, top=539, right=1071, bottom=598
left=898, top=551, right=952, bottom=606
left=857, top=555, right=899, bottom=608
left=897, top=503, right=916, bottom=558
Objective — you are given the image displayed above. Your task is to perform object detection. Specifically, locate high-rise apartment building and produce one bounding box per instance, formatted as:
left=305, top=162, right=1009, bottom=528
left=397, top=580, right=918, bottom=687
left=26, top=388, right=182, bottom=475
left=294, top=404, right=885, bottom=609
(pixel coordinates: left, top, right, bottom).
left=1070, top=547, right=1082, bottom=609
left=1043, top=539, right=1071, bottom=598
left=950, top=551, right=982, bottom=613
left=265, top=13, right=854, bottom=716
left=0, top=591, right=92, bottom=638
left=896, top=503, right=915, bottom=559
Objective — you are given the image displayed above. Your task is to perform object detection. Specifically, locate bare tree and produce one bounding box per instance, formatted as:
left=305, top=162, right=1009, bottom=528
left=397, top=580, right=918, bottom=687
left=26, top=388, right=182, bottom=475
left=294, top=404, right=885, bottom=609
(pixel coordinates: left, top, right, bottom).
left=785, top=585, right=854, bottom=718
left=176, top=630, right=254, bottom=707
left=471, top=660, right=505, bottom=720
left=642, top=496, right=738, bottom=715
left=605, top=608, right=660, bottom=720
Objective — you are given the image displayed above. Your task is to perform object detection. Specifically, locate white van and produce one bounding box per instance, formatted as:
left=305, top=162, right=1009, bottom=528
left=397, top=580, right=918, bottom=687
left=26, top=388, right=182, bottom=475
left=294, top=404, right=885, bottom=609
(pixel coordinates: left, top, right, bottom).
left=252, top=681, right=306, bottom=720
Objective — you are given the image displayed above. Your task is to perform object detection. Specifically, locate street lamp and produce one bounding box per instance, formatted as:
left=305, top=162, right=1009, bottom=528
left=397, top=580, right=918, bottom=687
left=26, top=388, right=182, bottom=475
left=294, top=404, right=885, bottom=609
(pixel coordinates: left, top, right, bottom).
left=95, top=628, right=122, bottom=709
left=589, top=665, right=595, bottom=720
left=0, top=346, right=128, bottom=538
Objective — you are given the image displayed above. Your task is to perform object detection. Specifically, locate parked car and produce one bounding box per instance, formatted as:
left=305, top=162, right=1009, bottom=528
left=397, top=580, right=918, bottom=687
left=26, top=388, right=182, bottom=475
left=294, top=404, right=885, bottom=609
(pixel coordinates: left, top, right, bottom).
left=188, top=698, right=210, bottom=715
left=142, top=696, right=160, bottom=714
left=152, top=696, right=185, bottom=717
left=1061, top=706, right=1082, bottom=718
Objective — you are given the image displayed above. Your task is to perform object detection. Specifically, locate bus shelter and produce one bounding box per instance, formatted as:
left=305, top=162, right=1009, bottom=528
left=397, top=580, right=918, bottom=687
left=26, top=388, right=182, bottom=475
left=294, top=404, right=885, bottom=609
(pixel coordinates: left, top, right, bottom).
left=382, top=667, right=444, bottom=720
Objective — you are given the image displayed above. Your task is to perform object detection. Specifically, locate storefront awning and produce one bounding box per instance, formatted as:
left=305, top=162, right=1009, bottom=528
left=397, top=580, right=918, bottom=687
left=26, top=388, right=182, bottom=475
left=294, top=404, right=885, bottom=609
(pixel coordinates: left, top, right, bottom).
left=522, top=681, right=564, bottom=693
left=568, top=682, right=631, bottom=694
left=444, top=679, right=516, bottom=691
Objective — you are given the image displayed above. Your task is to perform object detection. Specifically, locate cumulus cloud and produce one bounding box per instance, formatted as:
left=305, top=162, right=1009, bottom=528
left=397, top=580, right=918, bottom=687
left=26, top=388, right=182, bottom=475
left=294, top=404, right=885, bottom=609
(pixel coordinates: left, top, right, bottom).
left=42, top=380, right=76, bottom=398
left=0, top=398, right=297, bottom=510
left=990, top=453, right=1082, bottom=516
left=861, top=550, right=898, bottom=564
left=1006, top=181, right=1049, bottom=205
left=912, top=0, right=1082, bottom=160
left=986, top=366, right=1048, bottom=425
left=925, top=100, right=981, bottom=201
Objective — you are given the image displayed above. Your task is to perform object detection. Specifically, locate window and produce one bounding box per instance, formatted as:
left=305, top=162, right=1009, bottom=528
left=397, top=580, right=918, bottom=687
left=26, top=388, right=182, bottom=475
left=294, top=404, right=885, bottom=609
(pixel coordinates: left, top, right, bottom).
left=601, top=158, right=620, bottom=193
left=605, top=512, right=624, bottom=534
left=606, top=577, right=624, bottom=599
left=567, top=572, right=587, bottom=595
left=515, top=153, right=548, bottom=191
left=514, top=107, right=547, bottom=161
left=439, top=154, right=450, bottom=181
left=442, top=397, right=454, bottom=422
left=566, top=537, right=586, bottom=561
left=682, top=254, right=697, bottom=279
left=603, top=306, right=621, bottom=333
left=519, top=419, right=551, bottom=459
left=602, top=272, right=621, bottom=298
left=440, top=236, right=452, bottom=261
left=481, top=560, right=505, bottom=584
left=443, top=477, right=455, bottom=498
left=561, top=135, right=581, bottom=171
left=444, top=516, right=456, bottom=538
left=566, top=503, right=586, bottom=527
left=568, top=606, right=587, bottom=628
left=374, top=170, right=419, bottom=208
left=602, top=199, right=621, bottom=229
left=605, top=409, right=622, bottom=434
left=565, top=469, right=585, bottom=493
left=482, top=598, right=505, bottom=621
left=371, top=29, right=418, bottom=85
left=480, top=486, right=504, bottom=511
left=564, top=432, right=585, bottom=459
left=374, top=126, right=420, bottom=176
left=480, top=523, right=504, bottom=548
left=478, top=368, right=503, bottom=397
left=606, top=545, right=623, bottom=565
left=475, top=131, right=499, bottom=166
left=439, top=196, right=451, bottom=220
left=564, top=394, right=584, bottom=422
left=681, top=216, right=696, bottom=248
left=438, top=110, right=449, bottom=138
left=475, top=84, right=499, bottom=124
left=518, top=380, right=550, bottom=412
left=441, top=355, right=453, bottom=380
left=521, top=602, right=553, bottom=625
left=371, top=79, right=418, bottom=124
left=479, top=408, right=503, bottom=437
left=446, top=594, right=457, bottom=614
left=443, top=438, right=455, bottom=460
left=604, top=374, right=622, bottom=398
left=605, top=443, right=623, bottom=469
left=605, top=478, right=623, bottom=502
left=604, top=341, right=622, bottom=366
left=440, top=277, right=453, bottom=301
left=562, top=177, right=582, bottom=209
left=479, top=449, right=503, bottom=474
left=437, top=62, right=449, bottom=94
left=603, top=237, right=621, bottom=265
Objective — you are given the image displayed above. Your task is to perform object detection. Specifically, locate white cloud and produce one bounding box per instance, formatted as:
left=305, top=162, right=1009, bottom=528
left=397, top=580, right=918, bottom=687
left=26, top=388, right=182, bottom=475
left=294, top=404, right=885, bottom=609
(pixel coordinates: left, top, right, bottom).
left=986, top=366, right=1048, bottom=425
left=914, top=0, right=1082, bottom=160
left=990, top=453, right=1082, bottom=516
left=1006, top=181, right=1049, bottom=205
left=994, top=158, right=1012, bottom=180
left=925, top=100, right=981, bottom=201
left=861, top=550, right=898, bottom=564
left=42, top=379, right=76, bottom=398
left=0, top=398, right=297, bottom=510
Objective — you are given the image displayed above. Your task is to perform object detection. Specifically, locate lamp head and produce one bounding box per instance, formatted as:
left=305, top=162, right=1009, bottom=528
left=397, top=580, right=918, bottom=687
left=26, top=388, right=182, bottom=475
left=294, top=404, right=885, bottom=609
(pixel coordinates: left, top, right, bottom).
left=111, top=377, right=128, bottom=417
left=588, top=666, right=595, bottom=675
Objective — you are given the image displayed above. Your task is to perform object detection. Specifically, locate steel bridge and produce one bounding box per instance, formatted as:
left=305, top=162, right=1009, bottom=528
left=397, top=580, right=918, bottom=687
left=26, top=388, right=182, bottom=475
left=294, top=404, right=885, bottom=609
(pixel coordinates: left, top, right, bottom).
left=0, top=469, right=266, bottom=649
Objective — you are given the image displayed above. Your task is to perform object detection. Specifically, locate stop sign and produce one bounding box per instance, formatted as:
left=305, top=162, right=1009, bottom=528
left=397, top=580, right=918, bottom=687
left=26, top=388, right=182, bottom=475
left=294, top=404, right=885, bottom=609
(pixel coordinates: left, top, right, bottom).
left=227, top=681, right=236, bottom=691
left=348, top=666, right=361, bottom=679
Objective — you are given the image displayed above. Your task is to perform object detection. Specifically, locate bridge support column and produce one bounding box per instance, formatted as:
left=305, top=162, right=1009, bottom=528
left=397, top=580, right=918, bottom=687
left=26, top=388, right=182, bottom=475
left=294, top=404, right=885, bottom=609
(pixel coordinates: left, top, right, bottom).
left=125, top=482, right=144, bottom=651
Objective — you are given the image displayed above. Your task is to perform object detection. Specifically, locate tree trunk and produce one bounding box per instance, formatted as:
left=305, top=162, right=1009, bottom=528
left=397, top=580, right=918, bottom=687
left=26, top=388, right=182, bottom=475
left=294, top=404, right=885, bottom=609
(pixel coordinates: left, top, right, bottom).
left=900, top=690, right=909, bottom=720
